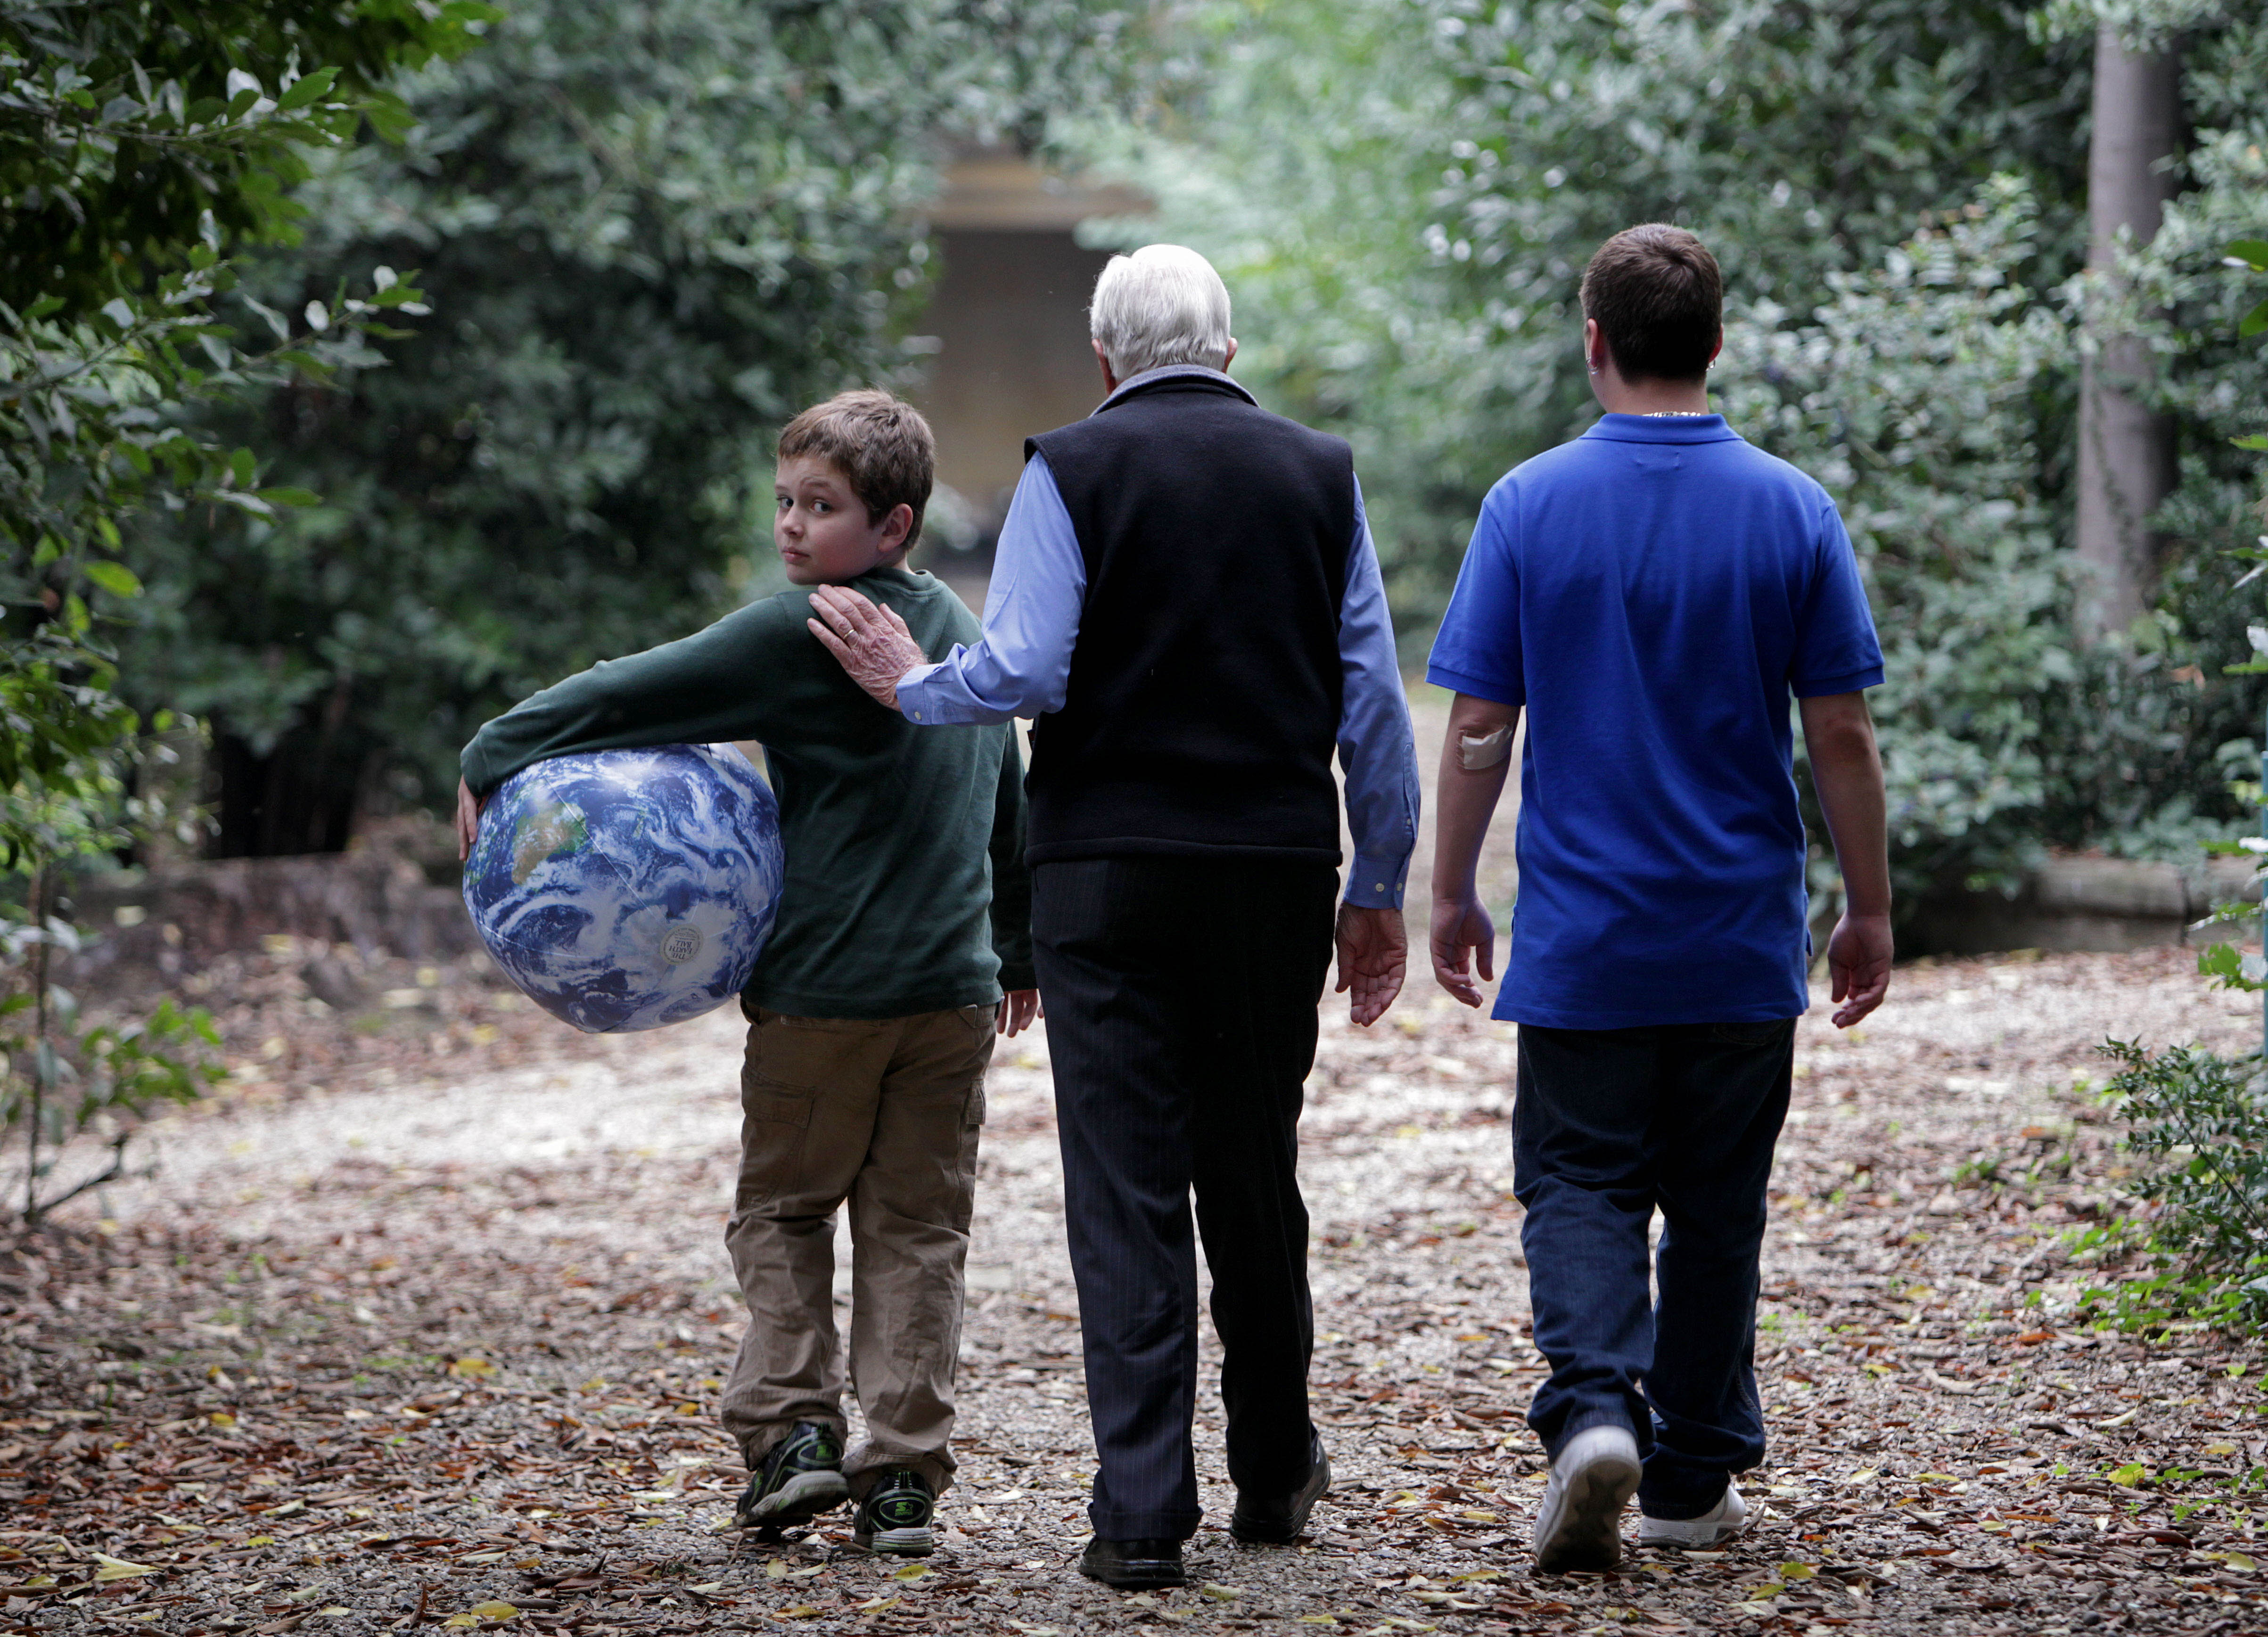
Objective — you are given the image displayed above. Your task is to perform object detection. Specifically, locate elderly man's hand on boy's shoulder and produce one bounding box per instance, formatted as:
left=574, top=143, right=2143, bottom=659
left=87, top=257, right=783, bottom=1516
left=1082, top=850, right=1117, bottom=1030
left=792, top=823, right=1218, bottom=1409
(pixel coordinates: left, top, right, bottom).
left=807, top=585, right=926, bottom=712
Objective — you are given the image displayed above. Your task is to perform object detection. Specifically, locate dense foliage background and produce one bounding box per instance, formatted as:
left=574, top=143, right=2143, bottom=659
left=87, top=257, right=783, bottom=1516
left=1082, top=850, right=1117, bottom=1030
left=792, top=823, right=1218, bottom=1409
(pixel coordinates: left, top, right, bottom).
left=0, top=0, right=488, bottom=1213
left=11, top=0, right=2264, bottom=1332
left=2, top=0, right=481, bottom=870
left=118, top=0, right=1144, bottom=855
left=1086, top=0, right=2268, bottom=901
left=2, top=0, right=2264, bottom=909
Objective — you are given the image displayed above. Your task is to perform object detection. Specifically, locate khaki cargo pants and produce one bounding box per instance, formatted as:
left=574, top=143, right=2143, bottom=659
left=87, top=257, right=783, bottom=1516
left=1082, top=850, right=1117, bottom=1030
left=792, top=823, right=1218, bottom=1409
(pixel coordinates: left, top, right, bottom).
left=720, top=1005, right=992, bottom=1495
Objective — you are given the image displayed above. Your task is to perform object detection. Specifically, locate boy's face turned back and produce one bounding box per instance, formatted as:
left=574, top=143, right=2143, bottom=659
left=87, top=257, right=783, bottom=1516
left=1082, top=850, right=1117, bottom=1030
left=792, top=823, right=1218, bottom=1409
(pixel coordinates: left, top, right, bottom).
left=774, top=455, right=912, bottom=586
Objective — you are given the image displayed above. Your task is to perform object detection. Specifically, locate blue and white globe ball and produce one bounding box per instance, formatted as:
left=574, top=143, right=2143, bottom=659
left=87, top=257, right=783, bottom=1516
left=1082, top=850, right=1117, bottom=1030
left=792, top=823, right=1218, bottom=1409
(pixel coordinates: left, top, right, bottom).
left=462, top=744, right=785, bottom=1033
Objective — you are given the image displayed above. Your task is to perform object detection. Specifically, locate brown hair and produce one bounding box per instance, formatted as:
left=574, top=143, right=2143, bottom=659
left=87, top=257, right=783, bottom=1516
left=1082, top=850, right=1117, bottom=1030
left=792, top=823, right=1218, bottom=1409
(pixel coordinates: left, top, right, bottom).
left=776, top=389, right=935, bottom=548
left=1578, top=224, right=1723, bottom=384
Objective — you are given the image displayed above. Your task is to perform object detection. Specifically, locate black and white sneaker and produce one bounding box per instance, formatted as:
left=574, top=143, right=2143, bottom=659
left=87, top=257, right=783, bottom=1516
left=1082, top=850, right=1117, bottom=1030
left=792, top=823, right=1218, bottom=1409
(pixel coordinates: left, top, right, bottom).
left=734, top=1421, right=850, bottom=1530
left=853, top=1468, right=935, bottom=1556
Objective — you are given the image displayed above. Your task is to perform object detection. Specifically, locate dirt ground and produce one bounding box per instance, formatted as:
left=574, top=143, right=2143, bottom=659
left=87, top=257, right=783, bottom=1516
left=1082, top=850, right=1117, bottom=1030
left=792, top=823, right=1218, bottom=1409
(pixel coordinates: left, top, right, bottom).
left=3, top=946, right=2267, bottom=1637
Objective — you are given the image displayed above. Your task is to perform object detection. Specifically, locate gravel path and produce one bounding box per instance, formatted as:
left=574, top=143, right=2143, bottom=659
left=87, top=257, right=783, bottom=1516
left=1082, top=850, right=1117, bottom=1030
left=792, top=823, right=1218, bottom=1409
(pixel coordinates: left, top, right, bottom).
left=4, top=948, right=2266, bottom=1636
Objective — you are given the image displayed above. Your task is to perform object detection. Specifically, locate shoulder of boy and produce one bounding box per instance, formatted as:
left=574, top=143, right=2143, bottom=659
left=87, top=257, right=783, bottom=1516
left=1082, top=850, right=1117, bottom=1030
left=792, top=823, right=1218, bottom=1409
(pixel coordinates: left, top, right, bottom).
left=738, top=590, right=805, bottom=636
left=733, top=588, right=840, bottom=661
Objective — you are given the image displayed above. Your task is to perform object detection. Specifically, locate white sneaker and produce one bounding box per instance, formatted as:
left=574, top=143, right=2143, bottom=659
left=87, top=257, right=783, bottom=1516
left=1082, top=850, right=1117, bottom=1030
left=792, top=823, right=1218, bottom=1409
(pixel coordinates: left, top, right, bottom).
left=1636, top=1481, right=1749, bottom=1547
left=1532, top=1424, right=1642, bottom=1573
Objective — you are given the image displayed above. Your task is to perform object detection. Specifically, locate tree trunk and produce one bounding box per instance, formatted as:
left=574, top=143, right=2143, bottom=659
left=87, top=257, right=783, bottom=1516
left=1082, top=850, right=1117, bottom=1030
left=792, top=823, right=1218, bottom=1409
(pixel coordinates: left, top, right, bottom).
left=212, top=678, right=369, bottom=858
left=214, top=729, right=365, bottom=857
left=2075, top=25, right=2182, bottom=637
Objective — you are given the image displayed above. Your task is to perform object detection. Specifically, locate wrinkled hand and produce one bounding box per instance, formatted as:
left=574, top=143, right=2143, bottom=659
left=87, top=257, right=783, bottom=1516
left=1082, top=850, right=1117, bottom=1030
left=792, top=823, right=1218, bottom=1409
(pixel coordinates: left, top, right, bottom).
left=806, top=584, right=925, bottom=712
left=455, top=777, right=488, bottom=863
left=1430, top=892, right=1497, bottom=1009
left=1335, top=903, right=1408, bottom=1028
left=998, top=989, right=1043, bottom=1037
left=1826, top=911, right=1892, bottom=1028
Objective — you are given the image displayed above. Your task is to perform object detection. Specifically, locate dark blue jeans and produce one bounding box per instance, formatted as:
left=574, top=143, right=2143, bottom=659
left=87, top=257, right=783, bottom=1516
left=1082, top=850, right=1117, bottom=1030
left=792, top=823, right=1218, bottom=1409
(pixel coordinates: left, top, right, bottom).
left=1513, top=1018, right=1794, bottom=1520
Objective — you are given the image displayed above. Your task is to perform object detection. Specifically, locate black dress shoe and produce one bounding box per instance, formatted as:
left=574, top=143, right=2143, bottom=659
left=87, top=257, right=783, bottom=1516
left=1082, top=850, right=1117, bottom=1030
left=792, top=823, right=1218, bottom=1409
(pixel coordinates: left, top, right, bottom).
left=1231, top=1433, right=1331, bottom=1544
left=1078, top=1536, right=1188, bottom=1589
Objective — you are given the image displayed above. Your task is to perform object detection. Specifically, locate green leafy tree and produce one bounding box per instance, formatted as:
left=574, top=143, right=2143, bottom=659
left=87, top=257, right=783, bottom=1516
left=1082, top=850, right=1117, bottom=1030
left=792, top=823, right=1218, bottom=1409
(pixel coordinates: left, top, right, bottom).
left=1, top=0, right=485, bottom=319
left=1089, top=0, right=2268, bottom=896
left=0, top=0, right=487, bottom=1219
left=1713, top=182, right=2246, bottom=900
left=2074, top=7, right=2268, bottom=1341
left=125, top=0, right=1148, bottom=855
left=1086, top=0, right=2094, bottom=621
left=2111, top=10, right=2268, bottom=658
left=1716, top=184, right=2079, bottom=897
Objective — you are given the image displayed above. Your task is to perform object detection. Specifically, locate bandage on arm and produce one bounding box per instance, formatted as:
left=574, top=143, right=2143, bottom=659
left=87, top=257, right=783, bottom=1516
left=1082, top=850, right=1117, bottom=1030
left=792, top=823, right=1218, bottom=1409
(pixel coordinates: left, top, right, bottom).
left=1456, top=723, right=1513, bottom=771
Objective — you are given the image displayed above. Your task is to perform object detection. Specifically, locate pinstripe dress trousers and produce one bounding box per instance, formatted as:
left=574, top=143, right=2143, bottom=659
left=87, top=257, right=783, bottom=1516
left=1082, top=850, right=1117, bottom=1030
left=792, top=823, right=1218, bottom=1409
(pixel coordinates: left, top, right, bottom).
left=1031, top=855, right=1338, bottom=1541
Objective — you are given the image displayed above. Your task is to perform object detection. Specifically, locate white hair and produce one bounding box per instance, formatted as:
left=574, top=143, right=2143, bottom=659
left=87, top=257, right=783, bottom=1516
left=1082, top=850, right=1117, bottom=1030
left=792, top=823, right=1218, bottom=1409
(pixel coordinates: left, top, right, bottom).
left=1088, top=244, right=1232, bottom=378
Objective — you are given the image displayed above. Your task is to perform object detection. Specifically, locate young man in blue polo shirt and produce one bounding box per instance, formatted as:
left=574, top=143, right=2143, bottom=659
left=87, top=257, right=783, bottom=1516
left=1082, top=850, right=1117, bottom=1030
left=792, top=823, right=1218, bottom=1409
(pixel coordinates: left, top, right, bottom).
left=1426, top=224, right=1892, bottom=1573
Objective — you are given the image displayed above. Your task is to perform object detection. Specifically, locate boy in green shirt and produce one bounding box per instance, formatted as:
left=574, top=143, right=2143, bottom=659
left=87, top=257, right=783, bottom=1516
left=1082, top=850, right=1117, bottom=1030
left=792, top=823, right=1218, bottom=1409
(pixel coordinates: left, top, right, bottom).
left=456, top=391, right=1036, bottom=1556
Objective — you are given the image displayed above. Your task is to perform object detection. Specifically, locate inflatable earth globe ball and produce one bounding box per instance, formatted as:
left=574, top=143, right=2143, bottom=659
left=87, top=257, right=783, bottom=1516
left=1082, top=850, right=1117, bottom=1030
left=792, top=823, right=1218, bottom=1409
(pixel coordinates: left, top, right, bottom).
left=462, top=744, right=785, bottom=1033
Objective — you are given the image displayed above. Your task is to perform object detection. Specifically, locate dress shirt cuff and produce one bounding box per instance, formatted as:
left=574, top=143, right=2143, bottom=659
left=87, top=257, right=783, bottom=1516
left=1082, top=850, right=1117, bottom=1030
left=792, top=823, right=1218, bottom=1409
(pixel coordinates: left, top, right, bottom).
left=897, top=658, right=1013, bottom=726
left=1345, top=850, right=1410, bottom=910
left=897, top=663, right=945, bottom=723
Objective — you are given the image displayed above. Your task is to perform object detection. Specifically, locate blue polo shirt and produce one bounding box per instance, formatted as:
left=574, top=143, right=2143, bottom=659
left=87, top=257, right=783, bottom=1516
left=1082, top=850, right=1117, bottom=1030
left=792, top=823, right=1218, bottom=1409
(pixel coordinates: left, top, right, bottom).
left=1426, top=413, right=1882, bottom=1030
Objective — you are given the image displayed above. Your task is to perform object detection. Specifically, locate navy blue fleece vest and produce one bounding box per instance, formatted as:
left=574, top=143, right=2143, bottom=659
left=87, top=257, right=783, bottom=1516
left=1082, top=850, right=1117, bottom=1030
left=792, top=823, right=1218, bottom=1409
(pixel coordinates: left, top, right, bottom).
left=1023, top=374, right=1353, bottom=865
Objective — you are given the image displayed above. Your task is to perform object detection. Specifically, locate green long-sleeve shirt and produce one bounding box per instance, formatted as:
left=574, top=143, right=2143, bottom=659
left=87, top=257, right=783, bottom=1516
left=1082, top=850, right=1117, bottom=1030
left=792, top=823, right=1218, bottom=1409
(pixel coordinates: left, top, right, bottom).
left=460, top=565, right=1033, bottom=1020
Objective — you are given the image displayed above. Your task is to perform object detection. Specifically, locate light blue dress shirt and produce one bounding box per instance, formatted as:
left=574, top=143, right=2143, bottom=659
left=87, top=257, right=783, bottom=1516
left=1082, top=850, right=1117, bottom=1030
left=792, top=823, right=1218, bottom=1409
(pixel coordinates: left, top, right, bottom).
left=897, top=369, right=1421, bottom=909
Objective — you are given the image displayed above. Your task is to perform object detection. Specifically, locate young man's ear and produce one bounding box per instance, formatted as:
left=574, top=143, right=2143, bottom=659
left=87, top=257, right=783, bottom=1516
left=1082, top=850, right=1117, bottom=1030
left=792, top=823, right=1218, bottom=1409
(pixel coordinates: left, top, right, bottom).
left=1584, top=316, right=1609, bottom=377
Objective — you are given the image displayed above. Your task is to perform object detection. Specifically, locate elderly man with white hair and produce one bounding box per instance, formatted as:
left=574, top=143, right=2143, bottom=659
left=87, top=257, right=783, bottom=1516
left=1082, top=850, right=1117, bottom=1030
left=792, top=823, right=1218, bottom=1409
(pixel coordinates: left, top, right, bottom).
left=808, top=244, right=1419, bottom=1588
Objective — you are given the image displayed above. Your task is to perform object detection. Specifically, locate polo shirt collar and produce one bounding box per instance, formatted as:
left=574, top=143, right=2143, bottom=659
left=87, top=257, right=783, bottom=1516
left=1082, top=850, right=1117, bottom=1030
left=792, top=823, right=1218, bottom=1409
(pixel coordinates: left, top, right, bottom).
left=1583, top=411, right=1738, bottom=443
left=1094, top=363, right=1258, bottom=414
